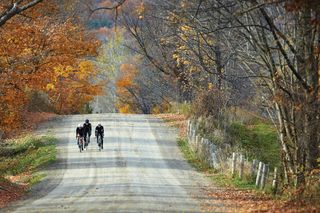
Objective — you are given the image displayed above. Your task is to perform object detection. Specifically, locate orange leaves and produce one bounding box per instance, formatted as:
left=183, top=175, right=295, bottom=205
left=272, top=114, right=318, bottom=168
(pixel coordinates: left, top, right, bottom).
left=116, top=63, right=140, bottom=113
left=120, top=63, right=139, bottom=75
left=116, top=78, right=132, bottom=88
left=117, top=63, right=138, bottom=88
left=0, top=4, right=101, bottom=137
left=135, top=1, right=145, bottom=19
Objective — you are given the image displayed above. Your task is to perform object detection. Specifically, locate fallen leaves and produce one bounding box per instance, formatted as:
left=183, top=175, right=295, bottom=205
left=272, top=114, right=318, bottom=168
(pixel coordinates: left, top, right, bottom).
left=0, top=177, right=26, bottom=208
left=154, top=113, right=188, bottom=137
left=200, top=180, right=319, bottom=212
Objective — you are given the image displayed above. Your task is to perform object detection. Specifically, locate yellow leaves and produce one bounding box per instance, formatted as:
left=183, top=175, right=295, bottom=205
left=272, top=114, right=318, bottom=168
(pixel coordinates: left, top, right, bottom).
left=208, top=83, right=214, bottom=90
left=78, top=60, right=95, bottom=80
left=183, top=60, right=190, bottom=65
left=46, top=83, right=55, bottom=91
left=47, top=60, right=102, bottom=114
left=172, top=53, right=179, bottom=60
left=53, top=65, right=73, bottom=78
left=118, top=104, right=131, bottom=114
left=79, top=61, right=94, bottom=72
left=136, top=1, right=145, bottom=17
left=152, top=106, right=161, bottom=114
left=180, top=25, right=192, bottom=33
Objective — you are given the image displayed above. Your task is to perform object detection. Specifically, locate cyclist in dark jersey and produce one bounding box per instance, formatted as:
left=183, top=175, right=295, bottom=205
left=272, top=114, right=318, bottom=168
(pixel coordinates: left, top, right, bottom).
left=83, top=119, right=92, bottom=146
left=95, top=123, right=104, bottom=149
left=76, top=124, right=85, bottom=147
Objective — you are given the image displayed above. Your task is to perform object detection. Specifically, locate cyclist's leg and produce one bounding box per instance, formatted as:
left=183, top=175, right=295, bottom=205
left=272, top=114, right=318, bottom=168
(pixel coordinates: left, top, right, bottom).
left=86, top=132, right=89, bottom=144
left=101, top=135, right=103, bottom=149
left=84, top=133, right=88, bottom=146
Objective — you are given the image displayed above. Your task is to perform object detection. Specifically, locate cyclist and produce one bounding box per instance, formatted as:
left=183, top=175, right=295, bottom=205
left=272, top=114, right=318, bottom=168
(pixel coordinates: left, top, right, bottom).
left=95, top=123, right=104, bottom=149
left=76, top=124, right=85, bottom=150
left=83, top=119, right=92, bottom=146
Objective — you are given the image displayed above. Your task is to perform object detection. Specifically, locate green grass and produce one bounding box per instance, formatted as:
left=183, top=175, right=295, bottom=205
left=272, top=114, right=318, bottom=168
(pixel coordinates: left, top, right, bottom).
left=28, top=172, right=47, bottom=186
left=228, top=120, right=280, bottom=168
left=210, top=173, right=256, bottom=190
left=177, top=138, right=214, bottom=173
left=0, top=135, right=57, bottom=186
left=177, top=137, right=258, bottom=191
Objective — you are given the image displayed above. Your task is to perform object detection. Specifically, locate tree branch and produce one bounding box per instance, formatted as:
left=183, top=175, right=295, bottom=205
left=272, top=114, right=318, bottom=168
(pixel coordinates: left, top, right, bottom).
left=91, top=0, right=126, bottom=13
left=0, top=0, right=44, bottom=27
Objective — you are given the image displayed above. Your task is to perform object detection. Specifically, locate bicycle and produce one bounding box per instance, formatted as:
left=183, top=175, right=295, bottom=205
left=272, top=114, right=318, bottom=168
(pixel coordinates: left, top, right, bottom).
left=77, top=135, right=85, bottom=152
left=97, top=134, right=103, bottom=151
left=84, top=132, right=90, bottom=148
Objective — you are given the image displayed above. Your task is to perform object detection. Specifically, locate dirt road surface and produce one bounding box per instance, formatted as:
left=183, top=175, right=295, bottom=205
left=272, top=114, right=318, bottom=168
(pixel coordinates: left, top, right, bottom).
left=7, top=114, right=223, bottom=212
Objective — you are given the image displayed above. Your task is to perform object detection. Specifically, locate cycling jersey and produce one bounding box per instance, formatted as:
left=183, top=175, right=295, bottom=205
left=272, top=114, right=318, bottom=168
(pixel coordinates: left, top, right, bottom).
left=95, top=125, right=104, bottom=136
left=83, top=122, right=92, bottom=135
left=76, top=127, right=85, bottom=137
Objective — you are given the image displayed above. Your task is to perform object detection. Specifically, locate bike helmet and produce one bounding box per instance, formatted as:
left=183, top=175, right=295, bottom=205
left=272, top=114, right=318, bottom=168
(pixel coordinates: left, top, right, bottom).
left=85, top=119, right=89, bottom=123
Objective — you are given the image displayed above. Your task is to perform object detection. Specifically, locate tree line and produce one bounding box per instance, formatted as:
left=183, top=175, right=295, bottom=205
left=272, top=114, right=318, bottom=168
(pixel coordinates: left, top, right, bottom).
left=118, top=0, right=320, bottom=189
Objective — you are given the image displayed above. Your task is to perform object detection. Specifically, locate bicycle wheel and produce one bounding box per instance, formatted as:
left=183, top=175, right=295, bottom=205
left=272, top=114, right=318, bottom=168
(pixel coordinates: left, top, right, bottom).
left=78, top=138, right=82, bottom=152
left=98, top=136, right=102, bottom=151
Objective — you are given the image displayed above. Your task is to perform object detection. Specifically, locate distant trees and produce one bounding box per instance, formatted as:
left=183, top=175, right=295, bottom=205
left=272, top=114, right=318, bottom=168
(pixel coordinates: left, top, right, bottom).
left=121, top=0, right=320, bottom=188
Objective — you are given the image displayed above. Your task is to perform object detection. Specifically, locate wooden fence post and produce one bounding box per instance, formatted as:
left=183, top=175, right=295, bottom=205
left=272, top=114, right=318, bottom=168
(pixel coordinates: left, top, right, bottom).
left=251, top=159, right=258, bottom=178
left=255, top=162, right=263, bottom=187
left=195, top=135, right=200, bottom=152
left=210, top=144, right=217, bottom=168
left=187, top=120, right=191, bottom=138
left=192, top=130, right=196, bottom=144
left=232, top=152, right=237, bottom=176
left=272, top=167, right=278, bottom=194
left=239, top=154, right=245, bottom=179
left=260, top=164, right=269, bottom=189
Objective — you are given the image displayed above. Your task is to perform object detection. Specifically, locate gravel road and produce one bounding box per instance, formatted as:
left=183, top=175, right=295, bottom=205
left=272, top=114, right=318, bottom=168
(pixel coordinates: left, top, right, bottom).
left=8, top=114, right=221, bottom=212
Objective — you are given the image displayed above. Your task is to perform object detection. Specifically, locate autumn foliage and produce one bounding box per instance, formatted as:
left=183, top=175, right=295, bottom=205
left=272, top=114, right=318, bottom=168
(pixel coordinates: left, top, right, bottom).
left=116, top=63, right=139, bottom=113
left=0, top=2, right=102, bottom=137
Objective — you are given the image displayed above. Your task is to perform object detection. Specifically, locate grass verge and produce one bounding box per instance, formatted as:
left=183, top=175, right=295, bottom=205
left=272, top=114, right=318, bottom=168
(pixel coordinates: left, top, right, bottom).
left=158, top=113, right=318, bottom=212
left=177, top=137, right=256, bottom=190
left=0, top=135, right=57, bottom=187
